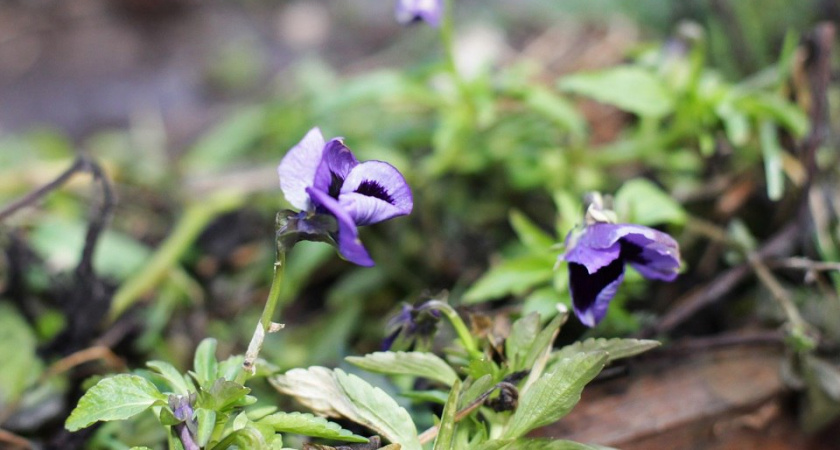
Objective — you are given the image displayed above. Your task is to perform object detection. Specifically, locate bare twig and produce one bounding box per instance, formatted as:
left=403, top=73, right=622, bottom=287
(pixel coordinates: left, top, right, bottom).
left=767, top=257, right=840, bottom=273
left=75, top=157, right=116, bottom=280
left=654, top=220, right=800, bottom=335
left=0, top=429, right=33, bottom=450
left=0, top=156, right=87, bottom=222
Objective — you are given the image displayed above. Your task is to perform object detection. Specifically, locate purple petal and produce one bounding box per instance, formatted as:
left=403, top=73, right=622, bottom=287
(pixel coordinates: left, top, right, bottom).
left=278, top=128, right=326, bottom=210
left=569, top=223, right=680, bottom=280
left=569, top=259, right=625, bottom=327
left=395, top=0, right=443, bottom=27
left=339, top=161, right=413, bottom=226
left=313, top=138, right=359, bottom=197
left=306, top=187, right=374, bottom=267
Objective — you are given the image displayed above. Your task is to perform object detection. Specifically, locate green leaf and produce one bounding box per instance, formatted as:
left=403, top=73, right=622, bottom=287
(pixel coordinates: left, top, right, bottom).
left=66, top=374, right=166, bottom=431
left=334, top=369, right=421, bottom=450
left=269, top=367, right=357, bottom=419
left=504, top=352, right=608, bottom=439
left=559, top=66, right=674, bottom=118
left=433, top=379, right=462, bottom=450
left=509, top=210, right=556, bottom=251
left=182, top=106, right=267, bottom=173
left=0, top=303, right=42, bottom=406
left=522, top=310, right=569, bottom=373
left=759, top=120, right=785, bottom=201
left=614, top=178, right=686, bottom=226
left=521, top=86, right=587, bottom=140
left=147, top=361, right=190, bottom=395
left=346, top=351, right=459, bottom=386
left=195, top=408, right=216, bottom=447
left=259, top=411, right=368, bottom=443
left=463, top=253, right=555, bottom=304
left=550, top=338, right=660, bottom=367
left=735, top=92, right=808, bottom=137
left=199, top=379, right=251, bottom=412
left=459, top=374, right=495, bottom=410
left=506, top=313, right=541, bottom=370
left=193, top=338, right=219, bottom=388
left=30, top=217, right=151, bottom=281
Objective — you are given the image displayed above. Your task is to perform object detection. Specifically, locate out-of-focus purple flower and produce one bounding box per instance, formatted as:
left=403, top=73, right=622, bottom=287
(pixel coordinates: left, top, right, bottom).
left=383, top=303, right=443, bottom=351
left=278, top=128, right=413, bottom=266
left=561, top=223, right=680, bottom=327
left=395, top=0, right=443, bottom=27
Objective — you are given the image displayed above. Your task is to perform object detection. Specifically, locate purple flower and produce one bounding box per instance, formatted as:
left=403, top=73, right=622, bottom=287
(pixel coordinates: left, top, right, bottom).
left=382, top=303, right=442, bottom=351
left=395, top=0, right=443, bottom=27
left=278, top=127, right=413, bottom=266
left=561, top=223, right=680, bottom=327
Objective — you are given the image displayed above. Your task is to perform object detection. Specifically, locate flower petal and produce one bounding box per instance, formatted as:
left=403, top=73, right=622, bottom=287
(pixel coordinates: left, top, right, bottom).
left=313, top=138, right=359, bottom=197
left=563, top=236, right=621, bottom=275
left=278, top=128, right=326, bottom=210
left=568, top=259, right=625, bottom=327
left=306, top=187, right=374, bottom=267
left=395, top=0, right=443, bottom=27
left=619, top=231, right=681, bottom=281
left=339, top=161, right=413, bottom=226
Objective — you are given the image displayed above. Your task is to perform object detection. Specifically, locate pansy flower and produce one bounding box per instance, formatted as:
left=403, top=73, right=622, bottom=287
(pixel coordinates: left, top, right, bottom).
left=395, top=0, right=443, bottom=27
left=561, top=222, right=680, bottom=327
left=278, top=128, right=413, bottom=266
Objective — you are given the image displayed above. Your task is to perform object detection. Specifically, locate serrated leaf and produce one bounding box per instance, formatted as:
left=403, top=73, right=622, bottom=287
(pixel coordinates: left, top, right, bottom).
left=559, top=66, right=673, bottom=118
left=147, top=361, right=190, bottom=395
left=506, top=313, right=541, bottom=370
left=433, top=379, right=461, bottom=450
left=614, top=178, right=686, bottom=226
left=259, top=411, right=368, bottom=443
left=195, top=408, right=216, bottom=447
left=510, top=210, right=555, bottom=251
left=334, top=369, right=421, bottom=450
left=463, top=253, right=555, bottom=304
left=199, top=379, right=250, bottom=412
left=521, top=310, right=569, bottom=381
left=346, top=351, right=459, bottom=386
left=193, top=338, right=218, bottom=388
left=550, top=338, right=661, bottom=366
left=459, top=374, right=495, bottom=410
left=504, top=352, right=608, bottom=439
left=66, top=374, right=166, bottom=431
left=270, top=367, right=357, bottom=419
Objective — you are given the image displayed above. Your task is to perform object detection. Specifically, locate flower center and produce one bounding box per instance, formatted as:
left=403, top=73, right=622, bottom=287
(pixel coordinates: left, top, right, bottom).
left=356, top=180, right=395, bottom=204
left=328, top=171, right=344, bottom=199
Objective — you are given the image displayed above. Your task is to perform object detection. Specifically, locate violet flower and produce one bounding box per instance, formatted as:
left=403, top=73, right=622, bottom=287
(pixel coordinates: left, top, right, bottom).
left=278, top=127, right=413, bottom=266
left=395, top=0, right=443, bottom=27
left=382, top=303, right=442, bottom=351
left=561, top=223, right=680, bottom=327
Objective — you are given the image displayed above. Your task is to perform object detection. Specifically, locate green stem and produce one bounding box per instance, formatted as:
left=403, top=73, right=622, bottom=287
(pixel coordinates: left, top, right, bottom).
left=439, top=0, right=472, bottom=111
left=242, top=250, right=286, bottom=374
left=425, top=300, right=482, bottom=360
left=108, top=192, right=242, bottom=322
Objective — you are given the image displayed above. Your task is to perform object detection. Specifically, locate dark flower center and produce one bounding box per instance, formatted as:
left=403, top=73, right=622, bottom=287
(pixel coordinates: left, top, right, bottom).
left=328, top=171, right=344, bottom=199
left=569, top=258, right=624, bottom=314
left=619, top=240, right=648, bottom=265
left=356, top=180, right=395, bottom=204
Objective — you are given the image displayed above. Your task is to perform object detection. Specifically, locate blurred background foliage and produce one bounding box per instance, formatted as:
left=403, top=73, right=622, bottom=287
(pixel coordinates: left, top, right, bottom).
left=1, top=0, right=839, bottom=447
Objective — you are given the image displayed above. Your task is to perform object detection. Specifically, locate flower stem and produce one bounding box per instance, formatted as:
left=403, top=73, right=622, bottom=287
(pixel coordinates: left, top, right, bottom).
left=425, top=300, right=482, bottom=360
left=243, top=250, right=286, bottom=374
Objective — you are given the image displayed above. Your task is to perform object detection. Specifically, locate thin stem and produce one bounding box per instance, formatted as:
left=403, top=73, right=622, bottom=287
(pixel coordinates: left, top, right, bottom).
left=417, top=381, right=512, bottom=444
left=0, top=156, right=86, bottom=222
left=424, top=300, right=482, bottom=360
left=243, top=251, right=286, bottom=374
